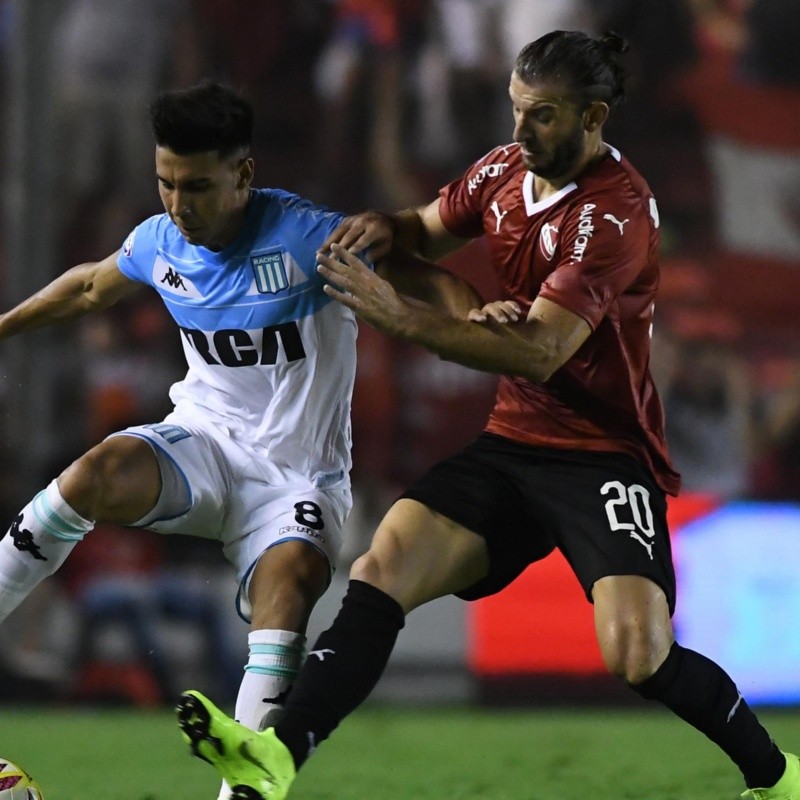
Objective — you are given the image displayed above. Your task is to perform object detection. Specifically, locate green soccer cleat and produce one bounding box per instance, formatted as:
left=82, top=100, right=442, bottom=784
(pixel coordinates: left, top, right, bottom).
left=741, top=753, right=800, bottom=799
left=176, top=689, right=296, bottom=800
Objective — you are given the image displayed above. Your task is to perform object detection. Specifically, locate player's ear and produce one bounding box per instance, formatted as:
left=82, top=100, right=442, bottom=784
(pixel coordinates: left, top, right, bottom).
left=237, top=157, right=254, bottom=189
left=583, top=101, right=609, bottom=132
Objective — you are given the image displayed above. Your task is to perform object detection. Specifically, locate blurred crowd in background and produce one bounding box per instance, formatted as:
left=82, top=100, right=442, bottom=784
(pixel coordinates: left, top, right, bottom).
left=0, top=0, right=798, bottom=706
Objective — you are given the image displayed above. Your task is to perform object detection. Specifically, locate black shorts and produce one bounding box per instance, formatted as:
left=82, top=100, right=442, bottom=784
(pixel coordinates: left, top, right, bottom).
left=401, top=432, right=676, bottom=614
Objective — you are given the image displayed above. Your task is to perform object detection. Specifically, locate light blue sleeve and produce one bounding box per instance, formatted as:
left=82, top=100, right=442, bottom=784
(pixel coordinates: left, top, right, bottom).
left=116, top=214, right=166, bottom=286
left=276, top=190, right=376, bottom=273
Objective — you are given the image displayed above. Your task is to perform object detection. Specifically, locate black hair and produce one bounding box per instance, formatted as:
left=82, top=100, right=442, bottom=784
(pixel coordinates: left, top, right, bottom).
left=515, top=30, right=630, bottom=110
left=149, top=80, right=254, bottom=157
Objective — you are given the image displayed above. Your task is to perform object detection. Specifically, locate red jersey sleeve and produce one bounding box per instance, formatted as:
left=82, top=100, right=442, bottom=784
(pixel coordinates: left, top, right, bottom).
left=539, top=190, right=655, bottom=329
left=438, top=146, right=517, bottom=239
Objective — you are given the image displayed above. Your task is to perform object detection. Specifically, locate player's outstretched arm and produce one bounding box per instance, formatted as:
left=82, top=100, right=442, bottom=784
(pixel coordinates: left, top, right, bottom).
left=317, top=199, right=467, bottom=264
left=318, top=244, right=592, bottom=383
left=0, top=250, right=140, bottom=340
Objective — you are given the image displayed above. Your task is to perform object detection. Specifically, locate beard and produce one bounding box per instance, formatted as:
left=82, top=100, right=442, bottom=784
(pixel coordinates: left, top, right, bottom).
left=529, top=122, right=585, bottom=180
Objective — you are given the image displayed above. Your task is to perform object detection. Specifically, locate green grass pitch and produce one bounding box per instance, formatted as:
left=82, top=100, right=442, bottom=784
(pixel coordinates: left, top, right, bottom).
left=2, top=706, right=799, bottom=799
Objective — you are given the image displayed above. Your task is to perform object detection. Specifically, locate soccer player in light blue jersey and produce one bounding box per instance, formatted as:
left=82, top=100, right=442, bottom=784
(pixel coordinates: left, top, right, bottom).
left=0, top=81, right=482, bottom=800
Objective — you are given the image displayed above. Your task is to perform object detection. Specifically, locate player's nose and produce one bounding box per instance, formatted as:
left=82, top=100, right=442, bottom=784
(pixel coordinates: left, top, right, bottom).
left=513, top=126, right=531, bottom=147
left=170, top=192, right=192, bottom=219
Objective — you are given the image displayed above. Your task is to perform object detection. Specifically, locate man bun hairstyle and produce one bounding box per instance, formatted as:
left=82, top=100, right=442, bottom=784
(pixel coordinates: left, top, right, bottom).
left=149, top=80, right=254, bottom=157
left=515, top=30, right=630, bottom=110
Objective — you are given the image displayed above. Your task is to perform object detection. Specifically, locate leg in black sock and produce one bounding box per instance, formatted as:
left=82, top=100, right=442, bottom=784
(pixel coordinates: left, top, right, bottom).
left=274, top=579, right=405, bottom=769
left=633, top=642, right=785, bottom=789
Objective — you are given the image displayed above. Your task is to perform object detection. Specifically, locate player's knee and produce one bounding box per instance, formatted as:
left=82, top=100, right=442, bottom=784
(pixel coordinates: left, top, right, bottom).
left=268, top=548, right=328, bottom=604
left=349, top=549, right=385, bottom=588
left=349, top=533, right=408, bottom=594
left=249, top=542, right=330, bottom=629
left=59, top=439, right=157, bottom=522
left=251, top=579, right=319, bottom=631
left=349, top=513, right=402, bottom=583
left=597, top=621, right=667, bottom=685
left=58, top=450, right=107, bottom=519
left=349, top=532, right=427, bottom=612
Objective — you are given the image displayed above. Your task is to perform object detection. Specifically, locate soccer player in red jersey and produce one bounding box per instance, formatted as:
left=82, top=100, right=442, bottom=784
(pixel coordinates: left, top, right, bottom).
left=177, top=30, right=799, bottom=800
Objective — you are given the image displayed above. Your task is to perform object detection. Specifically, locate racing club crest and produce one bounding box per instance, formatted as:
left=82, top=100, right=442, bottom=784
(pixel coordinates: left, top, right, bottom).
left=251, top=252, right=289, bottom=294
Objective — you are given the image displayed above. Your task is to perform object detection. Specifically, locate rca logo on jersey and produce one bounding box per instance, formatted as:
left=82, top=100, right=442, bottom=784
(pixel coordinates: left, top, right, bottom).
left=569, top=203, right=596, bottom=262
left=251, top=252, right=289, bottom=294
left=539, top=222, right=559, bottom=261
left=181, top=322, right=306, bottom=367
left=152, top=255, right=202, bottom=297
left=467, top=162, right=509, bottom=194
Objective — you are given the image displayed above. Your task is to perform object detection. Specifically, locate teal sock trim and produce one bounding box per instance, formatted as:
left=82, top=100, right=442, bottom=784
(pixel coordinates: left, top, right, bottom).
left=244, top=665, right=299, bottom=678
left=250, top=644, right=302, bottom=657
left=32, top=492, right=88, bottom=542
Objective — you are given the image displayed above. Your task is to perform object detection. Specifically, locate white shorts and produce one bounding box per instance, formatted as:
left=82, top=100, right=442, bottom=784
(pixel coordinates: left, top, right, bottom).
left=107, top=415, right=351, bottom=622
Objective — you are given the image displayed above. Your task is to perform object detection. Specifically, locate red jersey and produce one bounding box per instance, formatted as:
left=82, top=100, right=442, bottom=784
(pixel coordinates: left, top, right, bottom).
left=438, top=143, right=680, bottom=495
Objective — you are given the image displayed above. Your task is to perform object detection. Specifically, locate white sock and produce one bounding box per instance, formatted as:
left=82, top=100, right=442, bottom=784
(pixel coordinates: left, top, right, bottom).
left=0, top=480, right=94, bottom=624
left=236, top=628, right=305, bottom=729
left=216, top=629, right=306, bottom=800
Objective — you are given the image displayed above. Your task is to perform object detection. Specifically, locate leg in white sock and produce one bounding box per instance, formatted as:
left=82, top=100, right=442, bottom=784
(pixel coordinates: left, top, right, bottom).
left=214, top=539, right=329, bottom=799
left=235, top=629, right=306, bottom=729
left=216, top=629, right=306, bottom=800
left=0, top=480, right=94, bottom=624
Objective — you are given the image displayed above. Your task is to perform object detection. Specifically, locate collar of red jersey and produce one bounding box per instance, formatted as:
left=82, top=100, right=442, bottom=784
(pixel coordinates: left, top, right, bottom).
left=521, top=143, right=622, bottom=217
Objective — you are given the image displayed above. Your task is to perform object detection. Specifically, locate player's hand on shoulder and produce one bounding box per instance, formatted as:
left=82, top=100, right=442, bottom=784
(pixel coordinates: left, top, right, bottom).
left=468, top=300, right=521, bottom=324
left=318, top=211, right=396, bottom=263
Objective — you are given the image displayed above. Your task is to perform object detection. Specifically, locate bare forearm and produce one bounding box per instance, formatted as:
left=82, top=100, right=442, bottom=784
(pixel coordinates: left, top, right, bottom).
left=419, top=270, right=483, bottom=319
left=0, top=261, right=130, bottom=339
left=379, top=251, right=483, bottom=320
left=391, top=209, right=428, bottom=255
left=392, top=208, right=458, bottom=262
left=396, top=305, right=555, bottom=382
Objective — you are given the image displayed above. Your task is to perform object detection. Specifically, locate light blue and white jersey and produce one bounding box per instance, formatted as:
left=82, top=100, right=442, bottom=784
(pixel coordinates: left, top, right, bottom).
left=117, top=188, right=360, bottom=487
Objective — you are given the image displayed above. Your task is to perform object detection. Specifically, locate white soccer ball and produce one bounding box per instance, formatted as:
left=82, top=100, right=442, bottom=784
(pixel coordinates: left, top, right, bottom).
left=0, top=759, right=44, bottom=799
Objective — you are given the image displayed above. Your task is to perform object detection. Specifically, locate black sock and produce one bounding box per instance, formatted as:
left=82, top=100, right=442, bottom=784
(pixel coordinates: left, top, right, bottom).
left=633, top=642, right=785, bottom=788
left=275, top=579, right=405, bottom=769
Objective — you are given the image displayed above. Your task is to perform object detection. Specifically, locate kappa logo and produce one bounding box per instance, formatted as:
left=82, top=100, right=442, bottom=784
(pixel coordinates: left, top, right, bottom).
left=152, top=255, right=202, bottom=297
left=161, top=266, right=186, bottom=291
left=263, top=686, right=292, bottom=706
left=539, top=222, right=559, bottom=261
left=279, top=524, right=324, bottom=542
left=8, top=514, right=47, bottom=561
left=603, top=213, right=630, bottom=235
left=251, top=252, right=289, bottom=294
left=490, top=201, right=509, bottom=232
